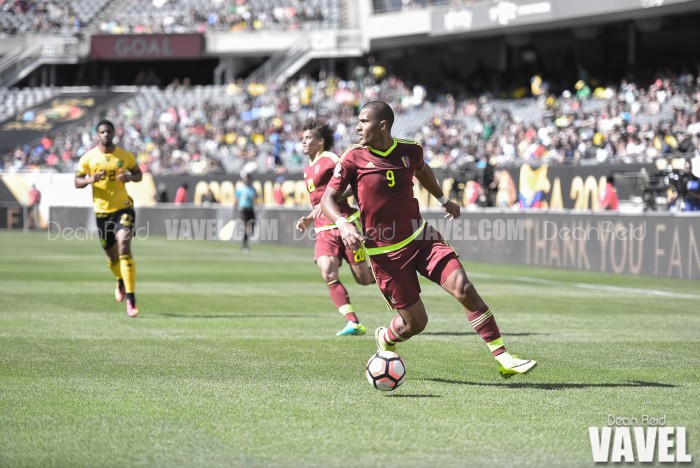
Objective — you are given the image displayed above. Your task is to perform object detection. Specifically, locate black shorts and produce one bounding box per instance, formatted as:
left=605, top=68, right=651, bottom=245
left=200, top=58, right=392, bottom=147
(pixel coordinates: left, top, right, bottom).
left=96, top=208, right=136, bottom=250
left=240, top=208, right=256, bottom=224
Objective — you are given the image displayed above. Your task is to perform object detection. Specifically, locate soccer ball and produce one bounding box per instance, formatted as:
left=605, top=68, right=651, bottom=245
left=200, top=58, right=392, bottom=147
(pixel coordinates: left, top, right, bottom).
left=365, top=351, right=406, bottom=391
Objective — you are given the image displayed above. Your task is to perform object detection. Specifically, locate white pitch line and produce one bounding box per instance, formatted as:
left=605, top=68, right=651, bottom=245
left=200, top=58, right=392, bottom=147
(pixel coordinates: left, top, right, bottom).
left=470, top=273, right=700, bottom=300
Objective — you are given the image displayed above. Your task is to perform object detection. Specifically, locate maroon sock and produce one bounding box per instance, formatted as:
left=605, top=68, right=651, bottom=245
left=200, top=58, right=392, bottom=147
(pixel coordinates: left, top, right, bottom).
left=467, top=305, right=505, bottom=356
left=384, top=315, right=409, bottom=345
left=327, top=279, right=350, bottom=308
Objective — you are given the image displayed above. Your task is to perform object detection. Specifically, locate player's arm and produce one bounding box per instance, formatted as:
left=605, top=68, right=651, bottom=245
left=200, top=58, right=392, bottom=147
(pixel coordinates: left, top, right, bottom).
left=74, top=170, right=105, bottom=189
left=415, top=164, right=460, bottom=220
left=295, top=205, right=321, bottom=232
left=117, top=164, right=142, bottom=183
left=321, top=186, right=365, bottom=250
left=337, top=186, right=355, bottom=202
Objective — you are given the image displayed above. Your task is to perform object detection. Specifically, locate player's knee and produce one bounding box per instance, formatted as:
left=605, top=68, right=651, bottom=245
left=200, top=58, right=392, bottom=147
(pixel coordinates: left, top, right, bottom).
left=322, top=272, right=339, bottom=284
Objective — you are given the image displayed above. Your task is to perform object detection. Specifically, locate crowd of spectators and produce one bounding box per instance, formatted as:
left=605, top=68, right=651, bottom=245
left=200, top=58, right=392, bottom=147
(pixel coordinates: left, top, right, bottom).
left=98, top=0, right=338, bottom=35
left=0, top=0, right=134, bottom=35
left=3, top=70, right=699, bottom=176
left=372, top=0, right=470, bottom=14
left=417, top=73, right=700, bottom=170
left=0, top=0, right=84, bottom=34
left=0, top=0, right=339, bottom=35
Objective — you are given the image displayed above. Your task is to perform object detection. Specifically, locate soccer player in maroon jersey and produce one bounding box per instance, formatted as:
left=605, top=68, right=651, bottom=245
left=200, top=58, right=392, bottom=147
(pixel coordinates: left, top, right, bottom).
left=295, top=119, right=375, bottom=336
left=320, top=101, right=536, bottom=375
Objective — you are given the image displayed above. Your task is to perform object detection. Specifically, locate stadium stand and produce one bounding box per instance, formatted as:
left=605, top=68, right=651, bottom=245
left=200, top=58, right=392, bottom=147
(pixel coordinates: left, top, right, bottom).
left=97, top=0, right=340, bottom=34
left=0, top=0, right=111, bottom=34
left=1, top=73, right=698, bottom=175
left=0, top=0, right=340, bottom=35
left=0, top=86, right=60, bottom=122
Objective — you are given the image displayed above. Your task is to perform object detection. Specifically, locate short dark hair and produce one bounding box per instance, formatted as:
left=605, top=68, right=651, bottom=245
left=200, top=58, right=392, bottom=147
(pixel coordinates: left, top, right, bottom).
left=302, top=118, right=335, bottom=152
left=96, top=119, right=115, bottom=132
left=362, top=101, right=394, bottom=129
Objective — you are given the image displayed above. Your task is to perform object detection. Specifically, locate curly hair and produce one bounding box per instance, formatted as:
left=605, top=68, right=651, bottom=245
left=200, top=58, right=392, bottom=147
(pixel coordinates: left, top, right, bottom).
left=302, top=118, right=335, bottom=152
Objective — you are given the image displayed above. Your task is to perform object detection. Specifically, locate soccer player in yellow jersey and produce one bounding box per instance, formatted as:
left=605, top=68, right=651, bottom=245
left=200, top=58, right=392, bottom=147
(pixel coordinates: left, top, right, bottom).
left=75, top=119, right=143, bottom=317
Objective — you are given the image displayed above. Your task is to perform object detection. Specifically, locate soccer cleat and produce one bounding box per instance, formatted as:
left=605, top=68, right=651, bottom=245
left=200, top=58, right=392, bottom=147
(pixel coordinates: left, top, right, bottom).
left=497, top=353, right=537, bottom=376
left=374, top=327, right=396, bottom=352
left=126, top=297, right=139, bottom=318
left=336, top=321, right=366, bottom=336
left=114, top=280, right=125, bottom=303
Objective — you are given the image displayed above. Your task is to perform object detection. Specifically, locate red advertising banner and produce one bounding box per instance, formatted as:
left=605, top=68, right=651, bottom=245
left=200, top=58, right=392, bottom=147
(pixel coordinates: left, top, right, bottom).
left=90, top=34, right=203, bottom=60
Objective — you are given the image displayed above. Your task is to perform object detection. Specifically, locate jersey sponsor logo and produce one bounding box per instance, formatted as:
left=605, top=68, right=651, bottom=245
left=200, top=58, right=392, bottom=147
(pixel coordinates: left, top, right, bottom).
left=366, top=161, right=376, bottom=168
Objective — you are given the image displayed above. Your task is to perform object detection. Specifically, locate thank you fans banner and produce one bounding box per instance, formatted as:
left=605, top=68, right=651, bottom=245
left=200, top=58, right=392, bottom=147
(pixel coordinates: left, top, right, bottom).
left=90, top=34, right=204, bottom=60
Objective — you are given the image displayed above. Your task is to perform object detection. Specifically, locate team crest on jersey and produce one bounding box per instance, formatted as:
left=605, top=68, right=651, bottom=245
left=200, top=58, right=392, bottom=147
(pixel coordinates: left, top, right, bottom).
left=333, top=163, right=342, bottom=178
left=401, top=156, right=410, bottom=168
left=315, top=164, right=320, bottom=174
left=366, top=161, right=375, bottom=168
left=117, top=160, right=123, bottom=168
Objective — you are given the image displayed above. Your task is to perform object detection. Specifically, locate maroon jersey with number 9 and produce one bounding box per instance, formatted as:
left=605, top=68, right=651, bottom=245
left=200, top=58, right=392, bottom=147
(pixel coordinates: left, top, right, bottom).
left=329, top=138, right=425, bottom=249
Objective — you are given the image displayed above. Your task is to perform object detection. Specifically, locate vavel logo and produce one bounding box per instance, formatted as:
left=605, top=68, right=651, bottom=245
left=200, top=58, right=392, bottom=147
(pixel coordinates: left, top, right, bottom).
left=589, top=416, right=692, bottom=463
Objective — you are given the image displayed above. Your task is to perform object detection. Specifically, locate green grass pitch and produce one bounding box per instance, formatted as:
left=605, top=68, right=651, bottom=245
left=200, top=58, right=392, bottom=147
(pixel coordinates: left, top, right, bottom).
left=0, top=231, right=698, bottom=467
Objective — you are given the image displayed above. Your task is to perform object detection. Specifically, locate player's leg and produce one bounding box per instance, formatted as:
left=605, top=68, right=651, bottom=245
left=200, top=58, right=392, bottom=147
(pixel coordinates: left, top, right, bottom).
left=114, top=210, right=138, bottom=317
left=106, top=244, right=125, bottom=303
left=419, top=227, right=536, bottom=375
left=347, top=247, right=375, bottom=286
left=316, top=254, right=365, bottom=336
left=441, top=266, right=536, bottom=375
left=375, top=299, right=428, bottom=352
left=98, top=213, right=125, bottom=303
left=371, top=254, right=425, bottom=351
left=241, top=209, right=255, bottom=252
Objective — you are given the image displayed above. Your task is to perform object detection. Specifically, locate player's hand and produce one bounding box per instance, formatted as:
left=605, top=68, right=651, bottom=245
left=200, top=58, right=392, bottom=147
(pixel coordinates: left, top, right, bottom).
left=92, top=170, right=106, bottom=183
left=117, top=170, right=131, bottom=182
left=295, top=216, right=313, bottom=232
left=442, top=200, right=461, bottom=220
left=338, top=222, right=365, bottom=251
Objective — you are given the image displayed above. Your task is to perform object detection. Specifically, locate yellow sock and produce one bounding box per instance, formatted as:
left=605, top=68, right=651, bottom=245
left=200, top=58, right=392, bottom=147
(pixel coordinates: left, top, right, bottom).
left=119, top=255, right=136, bottom=293
left=108, top=259, right=122, bottom=280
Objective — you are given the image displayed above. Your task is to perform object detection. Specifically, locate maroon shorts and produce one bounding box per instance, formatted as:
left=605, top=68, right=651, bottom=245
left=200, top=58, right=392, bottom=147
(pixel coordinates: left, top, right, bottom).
left=368, top=224, right=462, bottom=310
left=314, top=229, right=367, bottom=265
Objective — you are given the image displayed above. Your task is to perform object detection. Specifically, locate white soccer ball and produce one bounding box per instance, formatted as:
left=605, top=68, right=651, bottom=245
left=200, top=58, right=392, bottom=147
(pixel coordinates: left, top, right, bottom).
left=366, top=351, right=406, bottom=391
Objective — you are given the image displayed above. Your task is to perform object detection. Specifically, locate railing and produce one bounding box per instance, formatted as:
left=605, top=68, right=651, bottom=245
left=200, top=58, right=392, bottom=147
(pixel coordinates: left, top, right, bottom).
left=246, top=29, right=365, bottom=85
left=0, top=37, right=80, bottom=88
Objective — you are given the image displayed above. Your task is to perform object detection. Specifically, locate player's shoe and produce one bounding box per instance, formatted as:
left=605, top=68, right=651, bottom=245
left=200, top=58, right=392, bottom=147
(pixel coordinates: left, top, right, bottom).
left=114, top=280, right=125, bottom=303
left=126, top=296, right=139, bottom=318
left=336, top=322, right=366, bottom=336
left=497, top=353, right=537, bottom=376
left=374, top=327, right=396, bottom=352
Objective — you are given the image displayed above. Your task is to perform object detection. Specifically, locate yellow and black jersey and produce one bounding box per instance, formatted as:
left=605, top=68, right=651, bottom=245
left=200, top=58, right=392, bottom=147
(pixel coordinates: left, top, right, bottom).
left=77, top=146, right=138, bottom=214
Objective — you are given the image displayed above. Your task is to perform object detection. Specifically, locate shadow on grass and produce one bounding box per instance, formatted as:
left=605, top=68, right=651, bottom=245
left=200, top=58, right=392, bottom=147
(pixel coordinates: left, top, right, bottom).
left=426, top=378, right=676, bottom=390
left=386, top=394, right=442, bottom=398
left=422, top=331, right=545, bottom=337
left=158, top=313, right=309, bottom=319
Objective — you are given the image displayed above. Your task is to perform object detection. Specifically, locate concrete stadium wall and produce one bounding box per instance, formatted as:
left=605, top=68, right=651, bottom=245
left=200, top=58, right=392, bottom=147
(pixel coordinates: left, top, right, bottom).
left=49, top=206, right=700, bottom=280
